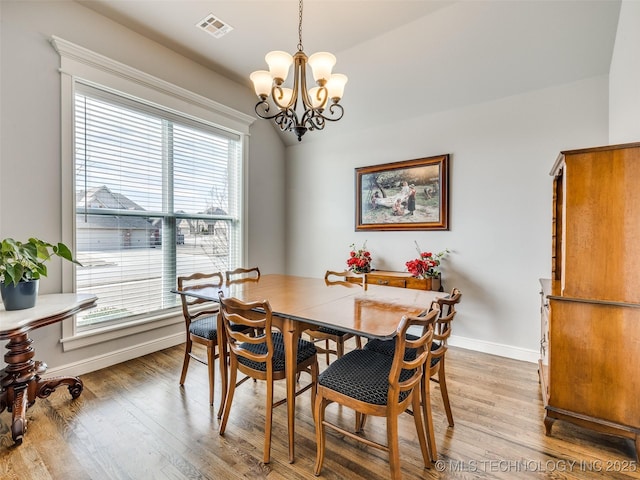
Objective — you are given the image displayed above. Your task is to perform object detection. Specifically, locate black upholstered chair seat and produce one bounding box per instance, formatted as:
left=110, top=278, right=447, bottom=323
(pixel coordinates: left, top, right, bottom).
left=189, top=316, right=250, bottom=340
left=364, top=336, right=441, bottom=367
left=188, top=315, right=217, bottom=340
left=316, top=326, right=351, bottom=337
left=238, top=332, right=317, bottom=371
left=318, top=349, right=415, bottom=405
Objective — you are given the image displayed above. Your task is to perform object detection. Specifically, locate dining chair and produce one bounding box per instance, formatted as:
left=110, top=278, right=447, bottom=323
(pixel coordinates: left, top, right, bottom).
left=363, top=287, right=462, bottom=456
left=304, top=270, right=364, bottom=366
left=314, top=303, right=440, bottom=480
left=217, top=292, right=319, bottom=464
left=225, top=266, right=261, bottom=283
left=430, top=287, right=462, bottom=427
left=176, top=271, right=224, bottom=406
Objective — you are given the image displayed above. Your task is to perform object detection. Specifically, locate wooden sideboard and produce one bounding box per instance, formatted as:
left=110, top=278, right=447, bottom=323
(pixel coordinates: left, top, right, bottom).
left=541, top=142, right=640, bottom=459
left=351, top=270, right=443, bottom=291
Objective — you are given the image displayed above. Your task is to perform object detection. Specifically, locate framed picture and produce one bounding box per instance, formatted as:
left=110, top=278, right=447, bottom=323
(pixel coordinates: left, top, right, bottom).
left=355, top=154, right=449, bottom=231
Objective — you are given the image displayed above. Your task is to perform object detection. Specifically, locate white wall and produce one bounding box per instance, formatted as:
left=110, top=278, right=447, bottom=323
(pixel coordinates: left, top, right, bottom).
left=0, top=1, right=286, bottom=371
left=609, top=0, right=640, bottom=144
left=286, top=76, right=609, bottom=362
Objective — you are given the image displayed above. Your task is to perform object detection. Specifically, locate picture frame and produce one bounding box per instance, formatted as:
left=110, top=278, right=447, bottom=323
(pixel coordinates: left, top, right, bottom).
left=355, top=154, right=449, bottom=231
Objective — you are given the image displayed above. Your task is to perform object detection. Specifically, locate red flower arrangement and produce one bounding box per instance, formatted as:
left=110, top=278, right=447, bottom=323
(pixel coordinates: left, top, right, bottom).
left=405, top=242, right=448, bottom=279
left=347, top=241, right=372, bottom=273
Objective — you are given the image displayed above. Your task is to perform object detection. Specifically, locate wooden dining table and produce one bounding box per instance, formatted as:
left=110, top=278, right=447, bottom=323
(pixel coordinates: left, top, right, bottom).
left=174, top=273, right=446, bottom=463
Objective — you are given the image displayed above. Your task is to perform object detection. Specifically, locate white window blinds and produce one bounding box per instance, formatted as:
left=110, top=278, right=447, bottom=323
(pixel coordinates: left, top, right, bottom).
left=74, top=83, right=241, bottom=330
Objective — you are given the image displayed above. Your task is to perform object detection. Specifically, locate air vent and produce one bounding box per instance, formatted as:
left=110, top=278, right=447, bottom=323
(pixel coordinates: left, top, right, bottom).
left=197, top=14, right=233, bottom=39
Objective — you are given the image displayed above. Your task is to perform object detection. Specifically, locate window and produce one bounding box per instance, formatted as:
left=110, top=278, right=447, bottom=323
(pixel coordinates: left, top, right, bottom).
left=53, top=36, right=254, bottom=348
left=74, top=85, right=241, bottom=330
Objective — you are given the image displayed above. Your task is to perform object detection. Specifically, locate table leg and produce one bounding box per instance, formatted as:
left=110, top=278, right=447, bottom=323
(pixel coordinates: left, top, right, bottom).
left=1, top=333, right=83, bottom=445
left=281, top=317, right=299, bottom=464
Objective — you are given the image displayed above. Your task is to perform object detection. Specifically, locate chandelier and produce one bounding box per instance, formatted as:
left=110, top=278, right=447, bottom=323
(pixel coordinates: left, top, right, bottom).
left=250, top=0, right=347, bottom=141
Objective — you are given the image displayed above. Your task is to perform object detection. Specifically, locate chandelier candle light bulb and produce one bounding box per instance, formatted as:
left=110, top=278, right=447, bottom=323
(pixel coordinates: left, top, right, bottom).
left=250, top=0, right=347, bottom=141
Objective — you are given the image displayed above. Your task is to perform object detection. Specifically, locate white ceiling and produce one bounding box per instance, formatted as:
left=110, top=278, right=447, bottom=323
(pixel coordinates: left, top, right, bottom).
left=76, top=0, right=622, bottom=145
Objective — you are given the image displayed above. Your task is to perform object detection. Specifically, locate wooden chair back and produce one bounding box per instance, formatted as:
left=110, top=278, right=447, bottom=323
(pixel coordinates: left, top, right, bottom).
left=217, top=292, right=273, bottom=366
left=434, top=287, right=462, bottom=341
left=389, top=302, right=439, bottom=401
left=324, top=269, right=366, bottom=288
left=177, top=271, right=224, bottom=325
left=225, top=266, right=261, bottom=283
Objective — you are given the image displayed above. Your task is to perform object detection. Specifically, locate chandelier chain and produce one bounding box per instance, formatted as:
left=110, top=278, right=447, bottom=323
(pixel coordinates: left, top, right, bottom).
left=297, top=0, right=304, bottom=52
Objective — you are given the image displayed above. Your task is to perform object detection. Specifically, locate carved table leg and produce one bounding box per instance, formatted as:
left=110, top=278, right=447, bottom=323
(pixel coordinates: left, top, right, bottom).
left=2, top=333, right=36, bottom=444
left=1, top=333, right=83, bottom=445
left=36, top=376, right=83, bottom=400
left=10, top=386, right=29, bottom=444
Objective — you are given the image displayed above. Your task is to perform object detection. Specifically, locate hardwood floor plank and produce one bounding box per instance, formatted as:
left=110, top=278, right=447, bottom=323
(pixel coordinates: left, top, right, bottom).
left=2, top=345, right=639, bottom=479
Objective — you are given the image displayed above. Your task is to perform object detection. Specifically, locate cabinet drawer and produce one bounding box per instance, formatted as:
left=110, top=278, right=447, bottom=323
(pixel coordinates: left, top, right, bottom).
left=367, top=274, right=407, bottom=288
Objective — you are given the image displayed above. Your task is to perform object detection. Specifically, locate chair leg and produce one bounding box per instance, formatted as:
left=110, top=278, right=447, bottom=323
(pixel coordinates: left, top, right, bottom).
left=314, top=395, right=327, bottom=476
left=325, top=339, right=330, bottom=365
left=336, top=338, right=345, bottom=358
left=206, top=345, right=215, bottom=406
left=355, top=336, right=362, bottom=349
left=310, top=362, right=319, bottom=410
left=386, top=409, right=402, bottom=480
left=264, top=374, right=274, bottom=464
left=421, top=375, right=438, bottom=462
left=179, top=338, right=192, bottom=385
left=411, top=389, right=431, bottom=469
left=219, top=358, right=238, bottom=435
left=438, top=360, right=454, bottom=427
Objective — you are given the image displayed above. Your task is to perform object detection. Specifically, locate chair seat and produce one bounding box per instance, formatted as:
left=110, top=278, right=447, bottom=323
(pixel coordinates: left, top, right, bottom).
left=318, top=349, right=415, bottom=405
left=315, top=326, right=352, bottom=337
left=189, top=316, right=252, bottom=340
left=238, top=332, right=317, bottom=371
left=364, top=337, right=441, bottom=366
left=189, top=315, right=217, bottom=340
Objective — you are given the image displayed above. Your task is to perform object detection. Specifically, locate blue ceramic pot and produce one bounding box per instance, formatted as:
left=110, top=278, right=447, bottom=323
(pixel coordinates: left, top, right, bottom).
left=0, top=279, right=39, bottom=310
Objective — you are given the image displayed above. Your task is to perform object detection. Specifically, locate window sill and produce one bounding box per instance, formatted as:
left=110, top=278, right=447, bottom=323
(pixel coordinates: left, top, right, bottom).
left=60, top=308, right=183, bottom=351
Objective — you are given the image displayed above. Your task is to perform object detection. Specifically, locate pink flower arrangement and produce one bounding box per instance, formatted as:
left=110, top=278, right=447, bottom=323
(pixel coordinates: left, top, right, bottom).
left=347, top=241, right=372, bottom=273
left=405, top=242, right=448, bottom=279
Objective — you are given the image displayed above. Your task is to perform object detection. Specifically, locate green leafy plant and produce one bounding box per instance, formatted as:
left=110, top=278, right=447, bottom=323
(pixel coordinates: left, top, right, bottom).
left=0, top=237, right=81, bottom=287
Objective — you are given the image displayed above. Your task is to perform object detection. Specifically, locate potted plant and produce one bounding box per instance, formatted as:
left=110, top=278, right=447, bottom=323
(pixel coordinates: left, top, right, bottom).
left=0, top=237, right=81, bottom=311
left=346, top=241, right=372, bottom=274
left=405, top=241, right=449, bottom=291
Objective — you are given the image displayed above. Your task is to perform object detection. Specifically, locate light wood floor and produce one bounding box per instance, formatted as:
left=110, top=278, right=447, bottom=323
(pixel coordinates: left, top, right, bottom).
left=1, top=344, right=639, bottom=479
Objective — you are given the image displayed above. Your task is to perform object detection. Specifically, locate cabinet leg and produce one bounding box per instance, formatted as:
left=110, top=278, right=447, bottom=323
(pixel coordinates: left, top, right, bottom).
left=544, top=415, right=554, bottom=436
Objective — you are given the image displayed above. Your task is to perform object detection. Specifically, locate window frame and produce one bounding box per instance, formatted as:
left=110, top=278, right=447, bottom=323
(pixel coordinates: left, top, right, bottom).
left=53, top=36, right=254, bottom=351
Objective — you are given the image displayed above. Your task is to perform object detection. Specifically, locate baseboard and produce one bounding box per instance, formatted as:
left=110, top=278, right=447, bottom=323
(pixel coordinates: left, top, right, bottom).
left=448, top=334, right=539, bottom=363
left=47, top=331, right=539, bottom=378
left=47, top=333, right=185, bottom=377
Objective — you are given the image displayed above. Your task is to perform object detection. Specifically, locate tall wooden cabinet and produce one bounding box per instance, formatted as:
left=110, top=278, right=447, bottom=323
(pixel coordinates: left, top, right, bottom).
left=541, top=142, right=640, bottom=459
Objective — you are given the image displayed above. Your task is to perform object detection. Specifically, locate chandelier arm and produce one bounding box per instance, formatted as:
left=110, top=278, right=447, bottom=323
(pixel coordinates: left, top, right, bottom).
left=271, top=85, right=295, bottom=110
left=301, top=108, right=326, bottom=132
left=292, top=51, right=314, bottom=110
left=255, top=101, right=287, bottom=121
left=322, top=103, right=345, bottom=122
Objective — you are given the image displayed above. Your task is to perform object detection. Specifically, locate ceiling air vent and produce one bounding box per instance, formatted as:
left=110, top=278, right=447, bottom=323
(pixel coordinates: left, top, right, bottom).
left=197, top=14, right=234, bottom=39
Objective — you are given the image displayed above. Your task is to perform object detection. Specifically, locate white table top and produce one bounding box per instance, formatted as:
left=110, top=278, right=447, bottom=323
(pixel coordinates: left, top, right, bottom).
left=0, top=293, right=97, bottom=338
